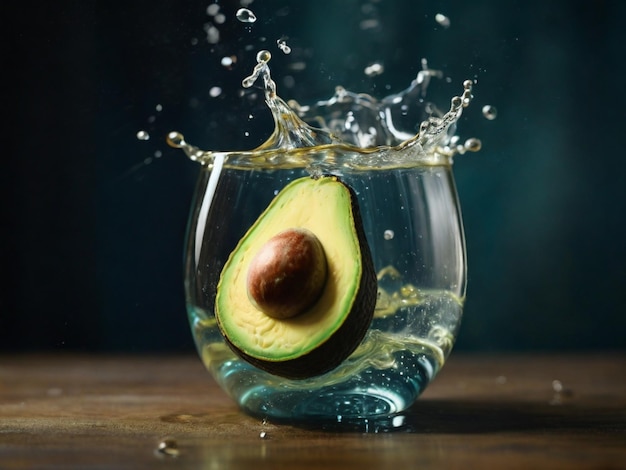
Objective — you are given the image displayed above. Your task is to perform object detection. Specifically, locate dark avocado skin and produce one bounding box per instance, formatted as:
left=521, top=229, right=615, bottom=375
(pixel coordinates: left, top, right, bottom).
left=223, top=178, right=377, bottom=380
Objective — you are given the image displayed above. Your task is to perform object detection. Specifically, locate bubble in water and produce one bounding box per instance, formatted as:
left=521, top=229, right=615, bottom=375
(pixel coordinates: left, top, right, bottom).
left=482, top=105, right=498, bottom=120
left=209, top=86, right=222, bottom=97
left=155, top=104, right=163, bottom=112
left=364, top=62, right=384, bottom=77
left=435, top=13, right=451, bottom=28
left=383, top=230, right=395, bottom=240
left=259, top=431, right=268, bottom=439
left=277, top=39, right=291, bottom=54
left=214, top=13, right=226, bottom=25
left=136, top=130, right=150, bottom=141
left=236, top=8, right=257, bottom=23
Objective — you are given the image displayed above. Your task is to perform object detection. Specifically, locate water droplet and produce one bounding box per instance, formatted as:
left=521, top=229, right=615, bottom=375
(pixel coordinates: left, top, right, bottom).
left=552, top=379, right=563, bottom=393
left=236, top=8, right=257, bottom=23
left=154, top=150, right=162, bottom=158
left=391, top=415, right=405, bottom=427
left=209, top=86, right=222, bottom=98
left=256, top=50, right=271, bottom=63
left=259, top=431, right=267, bottom=439
left=167, top=131, right=185, bottom=148
left=364, top=62, right=384, bottom=77
left=464, top=138, right=482, bottom=152
left=221, top=56, right=235, bottom=68
left=204, top=24, right=220, bottom=44
left=156, top=438, right=179, bottom=458
left=136, top=130, right=150, bottom=141
left=482, top=105, right=497, bottom=120
left=206, top=4, right=220, bottom=16
left=435, top=13, right=451, bottom=28
left=277, top=39, right=291, bottom=54
left=155, top=104, right=163, bottom=112
left=360, top=18, right=380, bottom=30
left=383, top=229, right=394, bottom=240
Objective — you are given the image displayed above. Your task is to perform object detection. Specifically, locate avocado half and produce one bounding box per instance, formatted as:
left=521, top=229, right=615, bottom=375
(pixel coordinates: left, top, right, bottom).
left=215, top=175, right=377, bottom=379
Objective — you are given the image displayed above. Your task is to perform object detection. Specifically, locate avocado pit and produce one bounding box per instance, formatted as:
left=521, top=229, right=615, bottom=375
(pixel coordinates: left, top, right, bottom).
left=246, top=228, right=328, bottom=319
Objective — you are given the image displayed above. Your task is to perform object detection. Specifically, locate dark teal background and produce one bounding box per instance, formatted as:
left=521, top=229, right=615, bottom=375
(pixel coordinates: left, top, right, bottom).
left=3, top=1, right=625, bottom=352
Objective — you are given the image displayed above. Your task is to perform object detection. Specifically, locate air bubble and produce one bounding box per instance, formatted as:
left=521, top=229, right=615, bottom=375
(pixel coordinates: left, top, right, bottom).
left=364, top=62, right=384, bottom=77
left=435, top=13, right=450, bottom=28
left=209, top=86, right=222, bottom=98
left=482, top=105, right=497, bottom=120
left=136, top=130, right=150, bottom=141
left=383, top=230, right=395, bottom=240
left=236, top=8, right=257, bottom=23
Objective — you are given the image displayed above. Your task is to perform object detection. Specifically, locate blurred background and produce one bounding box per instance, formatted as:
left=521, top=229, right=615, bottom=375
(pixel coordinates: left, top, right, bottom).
left=3, top=0, right=625, bottom=353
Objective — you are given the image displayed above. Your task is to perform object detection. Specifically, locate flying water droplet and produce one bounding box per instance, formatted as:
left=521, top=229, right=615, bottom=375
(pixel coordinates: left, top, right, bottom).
left=464, top=138, right=482, bottom=152
left=482, top=105, right=497, bottom=120
left=236, top=8, right=257, bottom=23
left=204, top=23, right=220, bottom=44
left=383, top=230, right=395, bottom=240
left=136, top=130, right=150, bottom=141
left=209, top=86, right=222, bottom=97
left=435, top=13, right=451, bottom=28
left=259, top=431, right=268, bottom=439
left=155, top=438, right=179, bottom=458
left=277, top=39, right=291, bottom=54
left=167, top=132, right=185, bottom=148
left=206, top=4, right=220, bottom=16
left=364, top=62, right=384, bottom=77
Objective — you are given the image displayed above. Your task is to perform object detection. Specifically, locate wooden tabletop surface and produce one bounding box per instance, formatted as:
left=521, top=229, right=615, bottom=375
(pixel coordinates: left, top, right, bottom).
left=1, top=353, right=624, bottom=469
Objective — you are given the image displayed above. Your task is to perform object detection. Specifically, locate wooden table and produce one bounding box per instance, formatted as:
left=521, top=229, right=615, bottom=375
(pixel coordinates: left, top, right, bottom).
left=1, top=353, right=624, bottom=469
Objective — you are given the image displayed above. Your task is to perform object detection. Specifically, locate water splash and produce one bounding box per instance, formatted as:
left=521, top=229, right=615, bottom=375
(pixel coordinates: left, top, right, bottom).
left=167, top=50, right=481, bottom=169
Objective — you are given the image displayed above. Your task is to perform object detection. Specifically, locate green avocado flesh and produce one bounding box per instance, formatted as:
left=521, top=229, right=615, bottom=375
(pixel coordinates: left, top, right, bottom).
left=215, top=175, right=377, bottom=379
